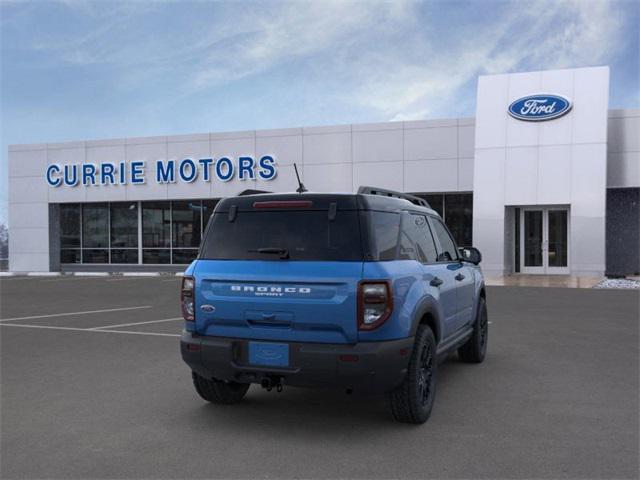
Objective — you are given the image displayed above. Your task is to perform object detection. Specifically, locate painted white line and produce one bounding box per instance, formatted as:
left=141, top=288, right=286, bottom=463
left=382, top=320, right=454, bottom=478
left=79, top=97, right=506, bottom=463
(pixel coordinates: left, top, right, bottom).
left=27, top=272, right=61, bottom=277
left=72, top=272, right=110, bottom=277
left=0, top=306, right=152, bottom=323
left=42, top=276, right=106, bottom=283
left=105, top=277, right=148, bottom=282
left=0, top=272, right=17, bottom=277
left=122, top=272, right=162, bottom=277
left=0, top=323, right=179, bottom=337
left=90, top=317, right=182, bottom=330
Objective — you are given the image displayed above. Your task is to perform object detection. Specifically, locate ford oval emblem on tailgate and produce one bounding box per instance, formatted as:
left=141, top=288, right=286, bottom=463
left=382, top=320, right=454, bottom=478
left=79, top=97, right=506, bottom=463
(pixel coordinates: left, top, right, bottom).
left=200, top=304, right=215, bottom=312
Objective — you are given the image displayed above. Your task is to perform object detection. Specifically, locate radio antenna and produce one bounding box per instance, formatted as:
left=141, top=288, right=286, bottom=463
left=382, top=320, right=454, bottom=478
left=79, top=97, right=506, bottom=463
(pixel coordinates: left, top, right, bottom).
left=293, top=163, right=308, bottom=193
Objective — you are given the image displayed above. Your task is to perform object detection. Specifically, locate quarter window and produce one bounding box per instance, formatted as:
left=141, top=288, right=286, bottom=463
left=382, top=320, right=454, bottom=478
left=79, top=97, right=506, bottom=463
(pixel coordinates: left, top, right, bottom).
left=431, top=218, right=459, bottom=262
left=400, top=213, right=438, bottom=263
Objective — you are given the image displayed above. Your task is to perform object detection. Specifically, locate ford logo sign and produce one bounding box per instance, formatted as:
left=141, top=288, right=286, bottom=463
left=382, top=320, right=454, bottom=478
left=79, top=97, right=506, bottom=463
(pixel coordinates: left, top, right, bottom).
left=508, top=94, right=572, bottom=121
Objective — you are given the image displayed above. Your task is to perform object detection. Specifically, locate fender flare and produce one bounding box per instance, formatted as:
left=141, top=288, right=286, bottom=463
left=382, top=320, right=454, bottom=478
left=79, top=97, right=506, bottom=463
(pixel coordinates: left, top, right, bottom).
left=473, top=282, right=487, bottom=324
left=409, top=296, right=443, bottom=343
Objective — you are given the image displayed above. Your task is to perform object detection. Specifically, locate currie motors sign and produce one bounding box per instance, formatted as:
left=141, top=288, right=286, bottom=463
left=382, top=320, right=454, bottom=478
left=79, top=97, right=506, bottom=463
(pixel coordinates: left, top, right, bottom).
left=508, top=94, right=572, bottom=121
left=46, top=155, right=277, bottom=187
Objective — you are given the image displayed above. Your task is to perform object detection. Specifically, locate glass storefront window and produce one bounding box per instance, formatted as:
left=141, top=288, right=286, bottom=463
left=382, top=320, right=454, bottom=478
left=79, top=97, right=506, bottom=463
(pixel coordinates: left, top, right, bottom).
left=82, top=204, right=109, bottom=248
left=60, top=249, right=81, bottom=263
left=422, top=194, right=443, bottom=217
left=111, top=249, right=138, bottom=264
left=111, top=203, right=138, bottom=248
left=82, top=249, right=109, bottom=263
left=142, top=249, right=170, bottom=264
left=58, top=198, right=226, bottom=265
left=445, top=194, right=473, bottom=247
left=202, top=200, right=218, bottom=229
left=172, top=201, right=202, bottom=248
left=60, top=204, right=81, bottom=248
left=142, top=202, right=171, bottom=248
left=172, top=248, right=199, bottom=264
left=410, top=193, right=473, bottom=248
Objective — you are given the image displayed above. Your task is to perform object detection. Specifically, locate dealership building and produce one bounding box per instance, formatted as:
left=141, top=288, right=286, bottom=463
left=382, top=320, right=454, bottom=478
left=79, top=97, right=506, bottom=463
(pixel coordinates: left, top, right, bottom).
left=7, top=66, right=640, bottom=277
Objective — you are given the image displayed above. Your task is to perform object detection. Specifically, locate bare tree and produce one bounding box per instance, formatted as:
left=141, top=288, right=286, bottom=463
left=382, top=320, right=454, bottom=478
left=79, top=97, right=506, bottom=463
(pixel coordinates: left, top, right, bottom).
left=0, top=222, right=8, bottom=259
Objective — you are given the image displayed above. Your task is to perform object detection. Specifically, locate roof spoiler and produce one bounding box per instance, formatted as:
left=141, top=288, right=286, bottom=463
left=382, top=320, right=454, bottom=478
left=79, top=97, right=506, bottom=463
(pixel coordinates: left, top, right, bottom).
left=357, top=186, right=431, bottom=208
left=238, top=189, right=272, bottom=196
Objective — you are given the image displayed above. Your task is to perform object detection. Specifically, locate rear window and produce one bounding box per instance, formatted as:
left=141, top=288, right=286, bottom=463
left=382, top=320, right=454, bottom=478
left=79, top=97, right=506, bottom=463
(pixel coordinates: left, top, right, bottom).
left=200, top=210, right=363, bottom=261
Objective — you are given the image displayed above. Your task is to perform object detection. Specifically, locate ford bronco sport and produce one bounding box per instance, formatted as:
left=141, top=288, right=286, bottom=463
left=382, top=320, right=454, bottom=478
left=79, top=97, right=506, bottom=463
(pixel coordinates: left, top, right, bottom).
left=180, top=187, right=488, bottom=423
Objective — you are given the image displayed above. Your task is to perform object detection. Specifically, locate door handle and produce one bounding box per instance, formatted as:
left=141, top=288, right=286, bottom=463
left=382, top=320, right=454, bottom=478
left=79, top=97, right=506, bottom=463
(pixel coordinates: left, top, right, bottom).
left=430, top=277, right=443, bottom=287
left=455, top=273, right=465, bottom=281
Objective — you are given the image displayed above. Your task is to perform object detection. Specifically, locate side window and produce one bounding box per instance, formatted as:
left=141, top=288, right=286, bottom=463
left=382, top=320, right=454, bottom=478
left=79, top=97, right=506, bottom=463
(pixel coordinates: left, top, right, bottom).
left=431, top=218, right=459, bottom=262
left=368, top=212, right=401, bottom=261
left=400, top=213, right=438, bottom=263
left=398, top=227, right=416, bottom=260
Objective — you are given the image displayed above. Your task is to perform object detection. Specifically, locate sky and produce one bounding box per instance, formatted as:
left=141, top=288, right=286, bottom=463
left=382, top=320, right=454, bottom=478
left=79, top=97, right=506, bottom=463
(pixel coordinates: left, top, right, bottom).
left=1, top=0, right=638, bottom=225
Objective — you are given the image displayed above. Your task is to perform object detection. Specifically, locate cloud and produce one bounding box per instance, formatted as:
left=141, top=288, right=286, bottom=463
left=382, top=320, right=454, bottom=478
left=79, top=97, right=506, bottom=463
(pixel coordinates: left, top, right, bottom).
left=2, top=0, right=632, bottom=122
left=349, top=0, right=626, bottom=121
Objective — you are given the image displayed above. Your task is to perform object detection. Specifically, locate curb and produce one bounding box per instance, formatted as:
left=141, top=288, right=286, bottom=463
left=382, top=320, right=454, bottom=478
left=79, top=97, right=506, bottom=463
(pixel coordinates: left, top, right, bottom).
left=2, top=271, right=186, bottom=277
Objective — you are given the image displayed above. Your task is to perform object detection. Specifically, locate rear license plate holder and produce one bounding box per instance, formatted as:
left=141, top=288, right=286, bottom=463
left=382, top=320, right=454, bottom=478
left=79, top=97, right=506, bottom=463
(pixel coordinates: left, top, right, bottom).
left=248, top=342, right=289, bottom=367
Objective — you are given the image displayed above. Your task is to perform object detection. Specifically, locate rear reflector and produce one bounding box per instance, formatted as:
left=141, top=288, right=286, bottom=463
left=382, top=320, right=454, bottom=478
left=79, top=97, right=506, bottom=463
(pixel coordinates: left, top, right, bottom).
left=253, top=200, right=313, bottom=209
left=339, top=354, right=359, bottom=362
left=186, top=344, right=201, bottom=352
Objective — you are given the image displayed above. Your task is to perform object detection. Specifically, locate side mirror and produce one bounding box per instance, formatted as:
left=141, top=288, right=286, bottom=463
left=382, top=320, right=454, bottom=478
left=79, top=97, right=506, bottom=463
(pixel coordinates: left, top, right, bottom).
left=459, top=247, right=482, bottom=265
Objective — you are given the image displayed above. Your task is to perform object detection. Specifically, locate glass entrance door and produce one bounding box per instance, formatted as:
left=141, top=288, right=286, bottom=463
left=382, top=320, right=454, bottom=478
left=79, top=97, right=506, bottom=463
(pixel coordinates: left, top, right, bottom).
left=519, top=208, right=569, bottom=274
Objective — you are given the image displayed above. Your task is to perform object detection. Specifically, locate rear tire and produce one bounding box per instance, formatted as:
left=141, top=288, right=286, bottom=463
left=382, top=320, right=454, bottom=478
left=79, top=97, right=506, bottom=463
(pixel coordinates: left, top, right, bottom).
left=458, top=297, right=488, bottom=363
left=191, top=372, right=250, bottom=404
left=386, top=325, right=437, bottom=424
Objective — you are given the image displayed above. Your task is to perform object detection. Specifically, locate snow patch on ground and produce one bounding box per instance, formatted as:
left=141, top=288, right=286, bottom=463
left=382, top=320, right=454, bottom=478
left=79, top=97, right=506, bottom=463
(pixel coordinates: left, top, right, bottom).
left=593, top=278, right=640, bottom=289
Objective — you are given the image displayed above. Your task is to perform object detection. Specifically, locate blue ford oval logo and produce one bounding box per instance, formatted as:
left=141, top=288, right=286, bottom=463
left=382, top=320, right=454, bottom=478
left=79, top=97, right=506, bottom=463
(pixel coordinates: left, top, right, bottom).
left=508, top=94, right=572, bottom=121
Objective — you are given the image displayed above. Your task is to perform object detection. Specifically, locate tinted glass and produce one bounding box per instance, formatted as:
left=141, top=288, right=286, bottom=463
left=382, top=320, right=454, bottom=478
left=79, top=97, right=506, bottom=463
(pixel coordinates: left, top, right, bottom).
left=110, top=203, right=138, bottom=248
left=83, top=249, right=109, bottom=263
left=142, top=202, right=171, bottom=248
left=60, top=204, right=81, bottom=248
left=523, top=210, right=543, bottom=267
left=368, top=212, right=400, bottom=261
left=398, top=220, right=416, bottom=261
left=444, top=193, right=473, bottom=247
left=202, top=200, right=219, bottom=227
left=143, top=249, right=170, bottom=264
left=172, top=248, right=199, bottom=264
left=548, top=210, right=568, bottom=267
left=60, top=249, right=81, bottom=263
left=421, top=194, right=444, bottom=217
left=431, top=218, right=458, bottom=262
left=172, top=201, right=202, bottom=248
left=403, top=214, right=438, bottom=263
left=111, top=249, right=138, bottom=264
left=201, top=210, right=362, bottom=261
left=82, top=204, right=109, bottom=248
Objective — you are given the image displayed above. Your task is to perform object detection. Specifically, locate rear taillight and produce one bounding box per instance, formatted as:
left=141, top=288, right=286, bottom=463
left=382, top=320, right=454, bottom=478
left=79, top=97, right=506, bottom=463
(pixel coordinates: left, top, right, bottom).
left=181, top=276, right=195, bottom=321
left=358, top=281, right=393, bottom=330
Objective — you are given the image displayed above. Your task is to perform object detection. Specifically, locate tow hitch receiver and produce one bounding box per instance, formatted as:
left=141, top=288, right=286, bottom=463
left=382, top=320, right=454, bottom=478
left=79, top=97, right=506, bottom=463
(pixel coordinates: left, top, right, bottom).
left=260, top=377, right=284, bottom=392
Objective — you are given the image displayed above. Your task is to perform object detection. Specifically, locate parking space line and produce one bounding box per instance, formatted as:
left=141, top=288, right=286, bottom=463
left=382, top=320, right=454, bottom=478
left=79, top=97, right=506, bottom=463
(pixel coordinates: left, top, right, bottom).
left=0, top=323, right=179, bottom=337
left=42, top=277, right=107, bottom=283
left=0, top=306, right=152, bottom=323
left=90, top=317, right=183, bottom=330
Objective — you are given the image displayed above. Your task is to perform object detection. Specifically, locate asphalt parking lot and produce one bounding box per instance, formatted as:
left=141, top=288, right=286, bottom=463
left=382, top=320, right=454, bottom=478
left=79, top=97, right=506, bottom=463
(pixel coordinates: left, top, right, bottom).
left=1, top=276, right=638, bottom=479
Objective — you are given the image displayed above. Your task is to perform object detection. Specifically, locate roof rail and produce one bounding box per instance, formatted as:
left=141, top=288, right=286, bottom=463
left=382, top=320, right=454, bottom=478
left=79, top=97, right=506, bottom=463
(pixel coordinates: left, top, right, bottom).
left=357, top=186, right=431, bottom=208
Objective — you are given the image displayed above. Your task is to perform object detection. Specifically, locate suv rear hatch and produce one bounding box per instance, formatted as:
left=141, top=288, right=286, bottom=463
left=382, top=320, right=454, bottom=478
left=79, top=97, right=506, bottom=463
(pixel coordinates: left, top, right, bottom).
left=194, top=195, right=363, bottom=344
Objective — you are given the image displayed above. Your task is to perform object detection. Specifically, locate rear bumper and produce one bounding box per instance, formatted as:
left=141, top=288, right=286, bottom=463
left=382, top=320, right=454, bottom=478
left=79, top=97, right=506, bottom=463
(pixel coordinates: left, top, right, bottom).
left=180, top=331, right=413, bottom=393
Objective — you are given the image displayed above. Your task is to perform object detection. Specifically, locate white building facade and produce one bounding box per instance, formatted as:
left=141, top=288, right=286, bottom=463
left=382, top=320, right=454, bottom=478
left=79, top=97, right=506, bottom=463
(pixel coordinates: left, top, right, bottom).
left=8, top=66, right=640, bottom=276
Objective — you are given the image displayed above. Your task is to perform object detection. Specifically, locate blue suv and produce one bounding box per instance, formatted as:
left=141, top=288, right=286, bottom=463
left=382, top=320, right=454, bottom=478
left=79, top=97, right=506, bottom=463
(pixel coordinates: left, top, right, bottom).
left=180, top=187, right=488, bottom=423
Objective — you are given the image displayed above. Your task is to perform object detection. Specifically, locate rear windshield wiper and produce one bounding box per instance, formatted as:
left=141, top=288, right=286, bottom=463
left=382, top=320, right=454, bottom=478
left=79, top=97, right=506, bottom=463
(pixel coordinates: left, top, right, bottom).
left=248, top=247, right=290, bottom=259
